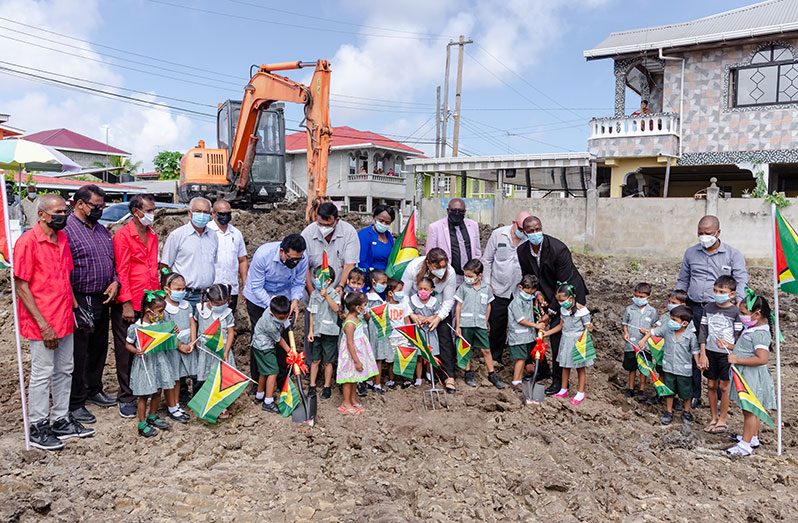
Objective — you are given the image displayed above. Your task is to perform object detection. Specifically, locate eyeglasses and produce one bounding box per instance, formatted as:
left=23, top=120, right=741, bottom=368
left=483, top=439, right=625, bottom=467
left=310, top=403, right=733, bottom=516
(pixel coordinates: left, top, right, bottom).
left=447, top=209, right=466, bottom=215
left=82, top=201, right=105, bottom=211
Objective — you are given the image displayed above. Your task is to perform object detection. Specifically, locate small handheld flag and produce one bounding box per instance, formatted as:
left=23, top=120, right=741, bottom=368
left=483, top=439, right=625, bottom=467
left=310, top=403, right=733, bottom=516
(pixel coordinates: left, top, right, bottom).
left=317, top=251, right=331, bottom=287
left=278, top=376, right=300, bottom=417
left=455, top=336, right=471, bottom=370
left=369, top=303, right=391, bottom=339
left=647, top=336, right=664, bottom=365
left=393, top=346, right=419, bottom=379
left=634, top=349, right=673, bottom=396
left=136, top=321, right=177, bottom=354
left=187, top=360, right=250, bottom=423
left=395, top=324, right=438, bottom=368
left=572, top=328, right=595, bottom=363
left=202, top=319, right=225, bottom=355
left=731, top=364, right=775, bottom=428
left=385, top=211, right=419, bottom=280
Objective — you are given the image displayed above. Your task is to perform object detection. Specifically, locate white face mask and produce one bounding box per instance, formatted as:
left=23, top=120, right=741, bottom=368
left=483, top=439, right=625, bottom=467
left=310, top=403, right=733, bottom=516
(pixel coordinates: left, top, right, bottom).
left=698, top=234, right=718, bottom=249
left=431, top=267, right=446, bottom=279
left=139, top=211, right=154, bottom=226
left=318, top=224, right=335, bottom=237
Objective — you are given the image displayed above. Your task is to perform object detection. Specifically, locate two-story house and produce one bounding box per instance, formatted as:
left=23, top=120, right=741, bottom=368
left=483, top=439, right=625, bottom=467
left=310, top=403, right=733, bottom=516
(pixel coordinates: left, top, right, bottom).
left=285, top=126, right=423, bottom=214
left=586, top=0, right=798, bottom=198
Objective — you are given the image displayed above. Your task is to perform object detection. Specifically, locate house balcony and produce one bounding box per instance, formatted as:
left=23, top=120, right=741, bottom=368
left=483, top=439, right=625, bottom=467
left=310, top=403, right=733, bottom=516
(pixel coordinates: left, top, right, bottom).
left=588, top=113, right=680, bottom=159
left=340, top=172, right=410, bottom=203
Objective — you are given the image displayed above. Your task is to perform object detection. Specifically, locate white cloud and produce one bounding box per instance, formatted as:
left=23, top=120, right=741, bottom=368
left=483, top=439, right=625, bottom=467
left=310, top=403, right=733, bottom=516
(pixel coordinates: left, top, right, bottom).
left=0, top=0, right=200, bottom=170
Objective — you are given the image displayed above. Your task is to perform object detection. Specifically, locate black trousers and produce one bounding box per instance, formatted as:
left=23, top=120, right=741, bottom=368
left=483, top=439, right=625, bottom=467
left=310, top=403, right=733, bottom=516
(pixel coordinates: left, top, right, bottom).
left=229, top=294, right=239, bottom=313
left=110, top=303, right=135, bottom=404
left=489, top=296, right=512, bottom=363
left=436, top=312, right=456, bottom=380
left=534, top=316, right=562, bottom=384
left=70, top=292, right=111, bottom=411
left=687, top=299, right=708, bottom=400
left=246, top=300, right=289, bottom=386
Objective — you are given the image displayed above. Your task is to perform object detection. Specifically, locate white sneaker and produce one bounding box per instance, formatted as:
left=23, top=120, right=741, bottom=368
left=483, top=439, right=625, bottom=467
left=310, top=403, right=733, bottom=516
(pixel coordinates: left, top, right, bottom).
left=735, top=434, right=761, bottom=448
left=725, top=443, right=753, bottom=457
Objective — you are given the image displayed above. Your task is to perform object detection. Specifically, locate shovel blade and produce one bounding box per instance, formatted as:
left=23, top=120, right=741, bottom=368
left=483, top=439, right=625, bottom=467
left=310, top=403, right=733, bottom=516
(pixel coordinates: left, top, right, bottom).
left=532, top=383, right=546, bottom=403
left=291, top=375, right=317, bottom=425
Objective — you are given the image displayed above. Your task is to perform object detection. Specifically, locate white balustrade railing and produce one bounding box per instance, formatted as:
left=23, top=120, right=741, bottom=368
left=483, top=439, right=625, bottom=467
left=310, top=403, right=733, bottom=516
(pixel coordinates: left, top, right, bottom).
left=589, top=113, right=679, bottom=139
left=347, top=173, right=407, bottom=184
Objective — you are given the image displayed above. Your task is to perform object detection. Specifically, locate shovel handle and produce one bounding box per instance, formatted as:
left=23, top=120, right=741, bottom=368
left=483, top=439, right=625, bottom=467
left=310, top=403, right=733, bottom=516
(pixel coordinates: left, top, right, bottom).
left=287, top=330, right=302, bottom=374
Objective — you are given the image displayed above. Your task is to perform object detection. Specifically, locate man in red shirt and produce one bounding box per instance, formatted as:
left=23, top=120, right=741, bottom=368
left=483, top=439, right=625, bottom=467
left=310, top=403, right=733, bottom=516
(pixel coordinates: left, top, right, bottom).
left=15, top=194, right=95, bottom=450
left=112, top=194, right=160, bottom=418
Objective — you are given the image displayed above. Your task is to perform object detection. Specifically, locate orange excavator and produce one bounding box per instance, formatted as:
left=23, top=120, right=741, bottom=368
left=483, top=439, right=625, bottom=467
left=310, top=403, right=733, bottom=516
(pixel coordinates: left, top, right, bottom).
left=178, top=60, right=332, bottom=220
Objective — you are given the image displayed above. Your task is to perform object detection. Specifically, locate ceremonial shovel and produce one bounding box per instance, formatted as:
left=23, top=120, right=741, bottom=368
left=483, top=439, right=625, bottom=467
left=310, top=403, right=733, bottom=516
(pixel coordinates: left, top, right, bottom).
left=523, top=334, right=548, bottom=405
left=287, top=330, right=316, bottom=426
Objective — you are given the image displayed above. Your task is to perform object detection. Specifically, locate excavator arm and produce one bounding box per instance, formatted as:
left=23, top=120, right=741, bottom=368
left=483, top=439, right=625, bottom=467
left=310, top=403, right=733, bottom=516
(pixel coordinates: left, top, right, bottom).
left=229, top=60, right=332, bottom=221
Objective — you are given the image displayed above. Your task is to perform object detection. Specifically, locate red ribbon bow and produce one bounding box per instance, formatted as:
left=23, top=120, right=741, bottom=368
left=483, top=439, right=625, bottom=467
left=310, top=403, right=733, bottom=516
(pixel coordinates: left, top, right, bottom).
left=286, top=351, right=308, bottom=374
left=531, top=336, right=548, bottom=360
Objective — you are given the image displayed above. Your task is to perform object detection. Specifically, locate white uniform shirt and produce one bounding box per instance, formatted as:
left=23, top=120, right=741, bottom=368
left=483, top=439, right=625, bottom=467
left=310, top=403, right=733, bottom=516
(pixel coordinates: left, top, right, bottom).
left=207, top=221, right=247, bottom=295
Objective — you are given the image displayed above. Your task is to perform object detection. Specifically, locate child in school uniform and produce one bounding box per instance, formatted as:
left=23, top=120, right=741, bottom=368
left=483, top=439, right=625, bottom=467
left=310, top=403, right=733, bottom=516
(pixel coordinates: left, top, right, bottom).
left=373, top=278, right=412, bottom=393
left=308, top=266, right=341, bottom=400
left=344, top=267, right=367, bottom=295
left=656, top=289, right=691, bottom=329
left=194, top=284, right=236, bottom=417
left=409, top=276, right=441, bottom=387
left=162, top=270, right=195, bottom=423
left=362, top=269, right=388, bottom=396
left=507, top=275, right=543, bottom=388
left=455, top=259, right=505, bottom=389
left=251, top=296, right=293, bottom=414
left=125, top=292, right=176, bottom=437
left=542, top=283, right=594, bottom=405
left=640, top=305, right=700, bottom=426
left=622, top=282, right=659, bottom=400
left=726, top=291, right=777, bottom=456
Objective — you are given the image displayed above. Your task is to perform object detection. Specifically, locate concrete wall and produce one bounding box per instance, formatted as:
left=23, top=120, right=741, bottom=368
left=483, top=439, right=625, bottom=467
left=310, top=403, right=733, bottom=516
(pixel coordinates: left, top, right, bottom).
left=420, top=193, right=797, bottom=260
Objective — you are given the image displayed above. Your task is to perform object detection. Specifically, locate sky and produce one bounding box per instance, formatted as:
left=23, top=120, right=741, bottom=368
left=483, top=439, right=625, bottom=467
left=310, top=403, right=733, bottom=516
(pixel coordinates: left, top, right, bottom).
left=0, top=0, right=757, bottom=170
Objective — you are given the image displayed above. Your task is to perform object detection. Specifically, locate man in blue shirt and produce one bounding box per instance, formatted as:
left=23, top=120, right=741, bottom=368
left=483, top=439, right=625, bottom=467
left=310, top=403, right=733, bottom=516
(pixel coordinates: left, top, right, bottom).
left=243, top=234, right=308, bottom=385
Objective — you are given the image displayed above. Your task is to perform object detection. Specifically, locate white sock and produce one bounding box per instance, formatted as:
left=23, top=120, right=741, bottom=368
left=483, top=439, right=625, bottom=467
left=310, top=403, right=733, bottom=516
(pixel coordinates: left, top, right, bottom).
left=374, top=384, right=384, bottom=391
left=558, top=388, right=568, bottom=395
left=168, top=405, right=180, bottom=414
left=574, top=391, right=586, bottom=401
left=256, top=392, right=265, bottom=400
left=752, top=435, right=760, bottom=446
left=264, top=397, right=274, bottom=405
left=414, top=378, right=422, bottom=386
left=367, top=380, right=374, bottom=386
left=512, top=380, right=522, bottom=386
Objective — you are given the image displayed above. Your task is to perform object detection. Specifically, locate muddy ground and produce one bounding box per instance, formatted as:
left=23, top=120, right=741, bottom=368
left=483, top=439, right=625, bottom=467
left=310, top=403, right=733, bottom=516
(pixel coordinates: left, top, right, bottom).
left=1, top=208, right=797, bottom=522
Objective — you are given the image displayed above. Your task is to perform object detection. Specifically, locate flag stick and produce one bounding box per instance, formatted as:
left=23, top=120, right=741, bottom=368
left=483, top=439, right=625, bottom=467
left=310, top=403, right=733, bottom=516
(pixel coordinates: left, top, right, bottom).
left=3, top=179, right=30, bottom=451
left=139, top=352, right=154, bottom=388
left=194, top=344, right=257, bottom=384
left=771, top=203, right=784, bottom=456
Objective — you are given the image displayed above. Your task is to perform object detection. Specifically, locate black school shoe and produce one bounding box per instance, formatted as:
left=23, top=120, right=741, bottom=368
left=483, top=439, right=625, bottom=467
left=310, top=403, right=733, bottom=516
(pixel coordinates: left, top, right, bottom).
left=86, top=392, right=116, bottom=408
left=29, top=420, right=65, bottom=451
left=660, top=411, right=673, bottom=425
left=138, top=422, right=158, bottom=438
left=308, top=386, right=318, bottom=398
left=146, top=415, right=171, bottom=431
left=70, top=406, right=96, bottom=424
left=51, top=414, right=96, bottom=440
left=545, top=382, right=561, bottom=396
left=488, top=372, right=506, bottom=389
left=356, top=382, right=368, bottom=397
left=321, top=387, right=332, bottom=400
left=464, top=371, right=478, bottom=388
left=262, top=401, right=280, bottom=414
left=681, top=411, right=694, bottom=423
left=167, top=409, right=190, bottom=423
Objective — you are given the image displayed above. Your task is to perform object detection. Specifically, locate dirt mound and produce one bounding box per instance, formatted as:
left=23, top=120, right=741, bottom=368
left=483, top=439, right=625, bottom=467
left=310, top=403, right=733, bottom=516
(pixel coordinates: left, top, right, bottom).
left=1, top=210, right=797, bottom=521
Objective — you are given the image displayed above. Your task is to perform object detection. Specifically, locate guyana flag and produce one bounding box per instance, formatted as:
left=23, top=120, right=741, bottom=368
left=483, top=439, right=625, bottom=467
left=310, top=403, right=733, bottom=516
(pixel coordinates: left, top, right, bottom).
left=385, top=211, right=419, bottom=280
left=277, top=376, right=300, bottom=417
left=317, top=251, right=332, bottom=287
left=187, top=360, right=250, bottom=423
left=202, top=319, right=225, bottom=355
left=774, top=207, right=798, bottom=294
left=647, top=336, right=664, bottom=366
left=136, top=321, right=177, bottom=354
left=369, top=303, right=391, bottom=339
left=455, top=336, right=472, bottom=370
left=571, top=328, right=595, bottom=363
left=393, top=346, right=418, bottom=379
left=635, top=349, right=673, bottom=396
left=731, top=365, right=775, bottom=428
left=395, top=324, right=438, bottom=368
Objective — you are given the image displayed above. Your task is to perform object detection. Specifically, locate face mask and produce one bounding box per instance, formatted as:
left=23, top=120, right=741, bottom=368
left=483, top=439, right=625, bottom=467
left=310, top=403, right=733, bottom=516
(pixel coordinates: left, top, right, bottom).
left=348, top=284, right=363, bottom=292
left=392, top=291, right=405, bottom=301
left=273, top=315, right=287, bottom=328
left=431, top=267, right=446, bottom=279
left=373, top=283, right=387, bottom=294
left=514, top=227, right=526, bottom=241
left=374, top=222, right=390, bottom=234
left=699, top=234, right=718, bottom=249
left=283, top=256, right=301, bottom=269
left=169, top=290, right=186, bottom=302
left=667, top=319, right=684, bottom=331
left=632, top=297, right=648, bottom=307
left=138, top=211, right=155, bottom=227
left=464, top=276, right=477, bottom=285
left=527, top=232, right=544, bottom=245
left=191, top=211, right=211, bottom=228
left=318, top=224, right=335, bottom=237
left=212, top=304, right=228, bottom=315
left=560, top=300, right=573, bottom=310
left=313, top=279, right=323, bottom=290
left=741, top=314, right=757, bottom=328
left=27, top=192, right=36, bottom=200
left=418, top=290, right=432, bottom=300
left=149, top=313, right=164, bottom=323
left=713, top=293, right=731, bottom=304
left=86, top=205, right=104, bottom=223
left=519, top=290, right=534, bottom=301
left=667, top=303, right=678, bottom=311
left=216, top=212, right=232, bottom=225
left=47, top=213, right=68, bottom=231
left=447, top=211, right=465, bottom=225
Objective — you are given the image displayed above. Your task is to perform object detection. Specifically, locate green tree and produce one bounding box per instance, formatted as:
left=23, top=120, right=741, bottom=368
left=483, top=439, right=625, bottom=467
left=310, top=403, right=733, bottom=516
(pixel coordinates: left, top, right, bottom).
left=153, top=151, right=183, bottom=180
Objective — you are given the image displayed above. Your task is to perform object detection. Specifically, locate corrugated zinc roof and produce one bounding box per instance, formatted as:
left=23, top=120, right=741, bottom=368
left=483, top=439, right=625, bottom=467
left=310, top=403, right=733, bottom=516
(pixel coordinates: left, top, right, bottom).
left=286, top=126, right=424, bottom=155
left=585, top=0, right=798, bottom=58
left=23, top=128, right=130, bottom=155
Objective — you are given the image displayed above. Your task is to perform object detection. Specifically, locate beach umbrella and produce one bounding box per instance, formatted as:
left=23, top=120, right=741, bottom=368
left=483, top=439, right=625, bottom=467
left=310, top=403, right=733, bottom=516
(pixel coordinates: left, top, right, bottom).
left=0, top=138, right=81, bottom=197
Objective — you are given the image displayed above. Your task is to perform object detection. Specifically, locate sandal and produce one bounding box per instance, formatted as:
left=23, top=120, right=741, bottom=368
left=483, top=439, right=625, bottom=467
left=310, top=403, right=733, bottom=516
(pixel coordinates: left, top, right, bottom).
left=703, top=421, right=718, bottom=433
left=709, top=423, right=729, bottom=434
left=444, top=378, right=456, bottom=394
left=352, top=405, right=364, bottom=414
left=337, top=406, right=355, bottom=415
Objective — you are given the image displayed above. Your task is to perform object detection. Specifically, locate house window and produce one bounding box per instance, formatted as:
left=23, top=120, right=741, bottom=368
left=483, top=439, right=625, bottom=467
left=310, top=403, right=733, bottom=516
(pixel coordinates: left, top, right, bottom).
left=438, top=176, right=452, bottom=194
left=503, top=184, right=513, bottom=197
left=733, top=45, right=798, bottom=107
left=348, top=154, right=357, bottom=174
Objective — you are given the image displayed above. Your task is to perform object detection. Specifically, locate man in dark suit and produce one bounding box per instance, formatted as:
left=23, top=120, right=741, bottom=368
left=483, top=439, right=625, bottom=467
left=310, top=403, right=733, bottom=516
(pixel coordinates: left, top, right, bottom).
left=517, top=216, right=588, bottom=395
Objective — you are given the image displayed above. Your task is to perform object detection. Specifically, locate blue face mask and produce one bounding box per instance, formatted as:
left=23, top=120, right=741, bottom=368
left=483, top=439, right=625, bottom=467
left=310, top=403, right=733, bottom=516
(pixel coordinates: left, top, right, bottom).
left=392, top=291, right=405, bottom=301
left=514, top=227, right=526, bottom=241
left=519, top=290, right=534, bottom=301
left=632, top=297, right=648, bottom=307
left=667, top=319, right=683, bottom=331
left=191, top=211, right=211, bottom=228
left=170, top=290, right=186, bottom=302
left=667, top=303, right=678, bottom=311
left=212, top=304, right=228, bottom=315
left=527, top=232, right=544, bottom=246
left=713, top=293, right=731, bottom=304
left=373, top=282, right=387, bottom=293
left=374, top=222, right=390, bottom=234
left=313, top=279, right=323, bottom=290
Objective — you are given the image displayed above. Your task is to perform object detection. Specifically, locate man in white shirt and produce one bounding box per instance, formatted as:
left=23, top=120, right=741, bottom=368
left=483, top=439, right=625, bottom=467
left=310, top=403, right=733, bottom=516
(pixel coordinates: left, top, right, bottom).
left=208, top=199, right=248, bottom=311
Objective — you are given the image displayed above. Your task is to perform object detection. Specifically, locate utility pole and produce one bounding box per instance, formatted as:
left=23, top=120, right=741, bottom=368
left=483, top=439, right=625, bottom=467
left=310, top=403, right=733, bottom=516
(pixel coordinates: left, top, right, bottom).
left=441, top=42, right=452, bottom=157
left=451, top=34, right=473, bottom=158
left=435, top=85, right=441, bottom=157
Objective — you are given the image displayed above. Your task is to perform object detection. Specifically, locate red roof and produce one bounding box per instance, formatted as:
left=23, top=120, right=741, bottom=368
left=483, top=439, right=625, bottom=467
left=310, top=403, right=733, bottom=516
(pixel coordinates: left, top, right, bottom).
left=286, top=126, right=423, bottom=155
left=28, top=174, right=140, bottom=191
left=23, top=128, right=130, bottom=156
left=132, top=171, right=160, bottom=179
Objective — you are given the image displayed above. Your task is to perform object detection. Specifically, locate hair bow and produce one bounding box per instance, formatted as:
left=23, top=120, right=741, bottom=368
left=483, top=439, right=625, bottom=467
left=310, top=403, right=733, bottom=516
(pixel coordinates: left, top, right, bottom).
left=160, top=267, right=172, bottom=276
left=144, top=289, right=166, bottom=302
left=556, top=281, right=576, bottom=297
left=744, top=287, right=758, bottom=311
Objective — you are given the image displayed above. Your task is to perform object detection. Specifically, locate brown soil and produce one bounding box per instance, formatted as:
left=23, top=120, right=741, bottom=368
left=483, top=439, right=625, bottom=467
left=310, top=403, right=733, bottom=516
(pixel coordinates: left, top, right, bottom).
left=1, top=210, right=797, bottom=521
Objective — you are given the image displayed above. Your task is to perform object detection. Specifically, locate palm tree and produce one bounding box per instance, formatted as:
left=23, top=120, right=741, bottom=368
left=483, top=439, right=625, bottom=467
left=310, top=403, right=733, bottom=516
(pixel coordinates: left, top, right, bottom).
left=92, top=156, right=142, bottom=183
